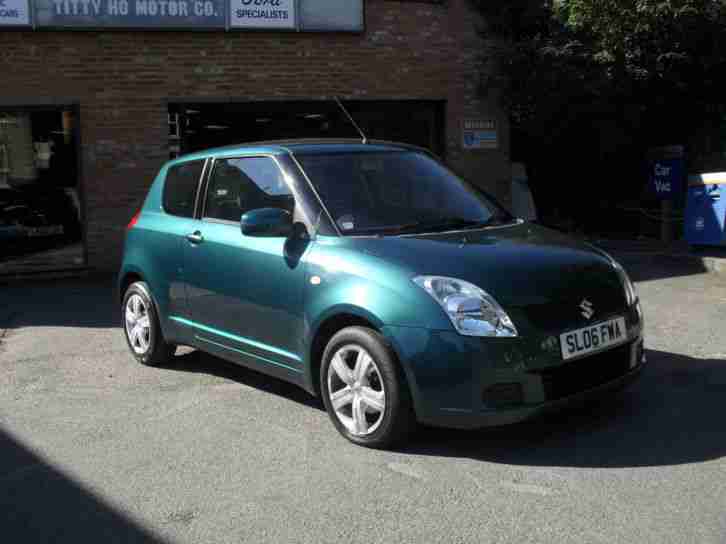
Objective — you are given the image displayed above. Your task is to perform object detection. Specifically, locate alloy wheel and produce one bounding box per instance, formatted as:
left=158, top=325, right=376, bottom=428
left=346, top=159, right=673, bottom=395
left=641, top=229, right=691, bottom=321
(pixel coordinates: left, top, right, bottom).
left=125, top=294, right=151, bottom=355
left=327, top=345, right=386, bottom=436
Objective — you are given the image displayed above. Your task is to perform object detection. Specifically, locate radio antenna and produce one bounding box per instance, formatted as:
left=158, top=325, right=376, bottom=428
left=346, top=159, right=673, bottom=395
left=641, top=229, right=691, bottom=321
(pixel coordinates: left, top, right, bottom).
left=334, top=97, right=368, bottom=144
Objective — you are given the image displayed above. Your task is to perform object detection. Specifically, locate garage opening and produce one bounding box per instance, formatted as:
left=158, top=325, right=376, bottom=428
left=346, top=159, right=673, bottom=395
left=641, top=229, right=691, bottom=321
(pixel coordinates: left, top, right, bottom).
left=168, top=100, right=446, bottom=159
left=0, top=106, right=84, bottom=275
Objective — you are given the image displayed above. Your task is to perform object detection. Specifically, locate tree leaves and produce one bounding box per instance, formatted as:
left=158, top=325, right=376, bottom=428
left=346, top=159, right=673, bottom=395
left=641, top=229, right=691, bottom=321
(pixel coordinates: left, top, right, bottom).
left=471, top=0, right=726, bottom=150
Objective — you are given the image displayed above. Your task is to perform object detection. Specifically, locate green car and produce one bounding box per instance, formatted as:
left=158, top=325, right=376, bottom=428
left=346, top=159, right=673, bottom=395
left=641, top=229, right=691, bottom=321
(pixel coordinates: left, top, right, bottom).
left=118, top=140, right=644, bottom=448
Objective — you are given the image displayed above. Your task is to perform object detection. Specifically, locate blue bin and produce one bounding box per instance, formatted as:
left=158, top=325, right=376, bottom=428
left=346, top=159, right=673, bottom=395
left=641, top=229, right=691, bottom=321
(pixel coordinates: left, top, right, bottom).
left=685, top=173, right=726, bottom=246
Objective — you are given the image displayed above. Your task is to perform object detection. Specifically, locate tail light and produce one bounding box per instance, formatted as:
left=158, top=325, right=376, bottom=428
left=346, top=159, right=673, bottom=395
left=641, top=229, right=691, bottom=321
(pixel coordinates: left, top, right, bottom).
left=127, top=210, right=141, bottom=230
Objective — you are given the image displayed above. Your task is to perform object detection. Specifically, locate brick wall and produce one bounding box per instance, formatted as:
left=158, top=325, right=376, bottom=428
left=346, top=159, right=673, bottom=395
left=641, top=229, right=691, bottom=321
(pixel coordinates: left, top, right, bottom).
left=0, top=0, right=510, bottom=270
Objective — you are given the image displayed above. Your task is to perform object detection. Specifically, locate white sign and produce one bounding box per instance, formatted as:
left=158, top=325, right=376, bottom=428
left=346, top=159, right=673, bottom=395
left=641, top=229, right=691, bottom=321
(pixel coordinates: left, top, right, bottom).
left=229, top=0, right=295, bottom=29
left=0, top=0, right=31, bottom=25
left=462, top=119, right=498, bottom=150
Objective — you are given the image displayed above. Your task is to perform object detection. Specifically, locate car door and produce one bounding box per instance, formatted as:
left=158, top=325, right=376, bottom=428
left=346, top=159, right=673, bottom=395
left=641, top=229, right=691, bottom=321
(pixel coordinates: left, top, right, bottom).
left=181, top=155, right=309, bottom=377
left=145, top=159, right=207, bottom=335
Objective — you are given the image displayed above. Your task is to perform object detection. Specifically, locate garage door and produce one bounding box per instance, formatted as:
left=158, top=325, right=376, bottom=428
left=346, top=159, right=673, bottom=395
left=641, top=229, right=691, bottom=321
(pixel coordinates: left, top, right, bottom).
left=168, top=100, right=445, bottom=158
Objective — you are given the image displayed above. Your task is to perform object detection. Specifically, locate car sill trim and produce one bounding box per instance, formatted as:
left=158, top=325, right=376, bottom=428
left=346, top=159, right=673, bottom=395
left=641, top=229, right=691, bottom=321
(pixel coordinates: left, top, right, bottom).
left=169, top=316, right=302, bottom=363
left=194, top=335, right=303, bottom=374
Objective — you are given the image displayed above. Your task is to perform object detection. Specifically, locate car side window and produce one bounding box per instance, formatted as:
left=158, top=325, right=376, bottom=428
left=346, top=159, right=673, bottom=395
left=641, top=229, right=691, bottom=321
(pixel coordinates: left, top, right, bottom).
left=162, top=160, right=205, bottom=218
left=204, top=157, right=294, bottom=222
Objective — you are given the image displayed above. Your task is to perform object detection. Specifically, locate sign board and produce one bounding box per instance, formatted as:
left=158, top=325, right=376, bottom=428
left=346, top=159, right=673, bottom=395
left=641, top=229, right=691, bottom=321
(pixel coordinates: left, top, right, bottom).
left=229, top=0, right=295, bottom=29
left=648, top=157, right=684, bottom=200
left=462, top=119, right=498, bottom=150
left=34, top=0, right=226, bottom=28
left=300, top=0, right=363, bottom=31
left=17, top=0, right=362, bottom=30
left=0, top=0, right=31, bottom=26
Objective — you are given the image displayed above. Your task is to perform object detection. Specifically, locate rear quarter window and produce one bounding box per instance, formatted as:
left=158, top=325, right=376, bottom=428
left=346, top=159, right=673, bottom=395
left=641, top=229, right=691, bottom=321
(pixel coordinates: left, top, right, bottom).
left=162, top=160, right=205, bottom=218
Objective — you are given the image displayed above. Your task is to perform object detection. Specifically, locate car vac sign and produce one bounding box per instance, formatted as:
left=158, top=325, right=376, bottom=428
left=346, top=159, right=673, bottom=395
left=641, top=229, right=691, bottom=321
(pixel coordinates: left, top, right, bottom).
left=0, top=0, right=31, bottom=25
left=229, top=0, right=294, bottom=29
left=649, top=158, right=684, bottom=200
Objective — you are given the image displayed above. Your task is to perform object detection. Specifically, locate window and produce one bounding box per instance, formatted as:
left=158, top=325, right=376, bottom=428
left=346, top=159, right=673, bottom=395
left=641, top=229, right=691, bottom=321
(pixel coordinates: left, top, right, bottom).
left=204, top=157, right=294, bottom=222
left=297, top=151, right=511, bottom=235
left=163, top=160, right=204, bottom=218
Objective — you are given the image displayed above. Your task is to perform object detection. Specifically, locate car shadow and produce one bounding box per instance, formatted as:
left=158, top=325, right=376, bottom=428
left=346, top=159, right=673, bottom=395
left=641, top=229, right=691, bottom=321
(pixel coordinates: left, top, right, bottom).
left=618, top=254, right=712, bottom=283
left=160, top=347, right=726, bottom=469
left=161, top=348, right=325, bottom=412
left=396, top=349, right=726, bottom=468
left=0, top=426, right=169, bottom=543
left=0, top=275, right=117, bottom=329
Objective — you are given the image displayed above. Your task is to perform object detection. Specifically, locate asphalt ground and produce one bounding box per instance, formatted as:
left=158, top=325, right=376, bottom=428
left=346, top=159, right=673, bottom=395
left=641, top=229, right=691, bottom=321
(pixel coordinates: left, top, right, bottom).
left=1, top=256, right=725, bottom=543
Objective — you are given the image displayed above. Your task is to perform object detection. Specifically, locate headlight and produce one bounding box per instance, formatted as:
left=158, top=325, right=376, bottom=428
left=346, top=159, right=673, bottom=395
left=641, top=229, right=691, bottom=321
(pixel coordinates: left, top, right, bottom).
left=413, top=276, right=518, bottom=337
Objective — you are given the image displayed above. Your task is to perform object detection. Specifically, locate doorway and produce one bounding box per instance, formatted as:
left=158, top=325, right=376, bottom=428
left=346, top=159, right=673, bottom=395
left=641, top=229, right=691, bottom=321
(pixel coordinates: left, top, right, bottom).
left=0, top=105, right=85, bottom=275
left=168, top=100, right=446, bottom=158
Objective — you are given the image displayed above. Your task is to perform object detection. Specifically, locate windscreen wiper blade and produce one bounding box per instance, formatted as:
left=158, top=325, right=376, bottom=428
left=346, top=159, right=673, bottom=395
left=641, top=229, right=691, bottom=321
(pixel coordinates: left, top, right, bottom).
left=392, top=218, right=488, bottom=234
left=349, top=217, right=512, bottom=236
left=347, top=222, right=423, bottom=235
left=479, top=215, right=517, bottom=227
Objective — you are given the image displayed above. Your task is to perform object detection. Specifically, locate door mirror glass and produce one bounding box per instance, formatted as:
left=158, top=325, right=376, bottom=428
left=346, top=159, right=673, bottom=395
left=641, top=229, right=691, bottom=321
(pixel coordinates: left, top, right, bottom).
left=241, top=208, right=293, bottom=237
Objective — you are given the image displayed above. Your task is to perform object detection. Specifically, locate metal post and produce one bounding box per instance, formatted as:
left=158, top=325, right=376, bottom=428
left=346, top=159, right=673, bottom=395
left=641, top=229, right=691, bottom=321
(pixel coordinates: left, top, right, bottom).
left=661, top=199, right=673, bottom=244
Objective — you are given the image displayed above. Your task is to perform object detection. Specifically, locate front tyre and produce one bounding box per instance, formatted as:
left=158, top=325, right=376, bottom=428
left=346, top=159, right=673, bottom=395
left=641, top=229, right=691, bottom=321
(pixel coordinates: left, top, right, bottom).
left=321, top=327, right=416, bottom=448
left=122, top=281, right=175, bottom=367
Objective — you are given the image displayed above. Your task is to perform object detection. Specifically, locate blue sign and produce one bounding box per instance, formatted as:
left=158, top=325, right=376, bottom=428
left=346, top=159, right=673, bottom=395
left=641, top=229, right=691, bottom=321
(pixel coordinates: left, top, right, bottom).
left=0, top=0, right=31, bottom=26
left=649, top=157, right=684, bottom=200
left=35, top=0, right=226, bottom=28
left=461, top=119, right=498, bottom=150
left=300, top=0, right=363, bottom=31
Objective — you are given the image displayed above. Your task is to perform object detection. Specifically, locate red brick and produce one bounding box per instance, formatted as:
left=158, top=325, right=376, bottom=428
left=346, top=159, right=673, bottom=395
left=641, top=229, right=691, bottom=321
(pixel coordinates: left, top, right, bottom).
left=0, top=0, right=511, bottom=270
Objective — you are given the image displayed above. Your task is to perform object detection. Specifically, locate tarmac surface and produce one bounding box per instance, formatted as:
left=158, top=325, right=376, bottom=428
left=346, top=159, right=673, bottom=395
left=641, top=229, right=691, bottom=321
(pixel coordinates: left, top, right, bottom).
left=1, top=256, right=725, bottom=543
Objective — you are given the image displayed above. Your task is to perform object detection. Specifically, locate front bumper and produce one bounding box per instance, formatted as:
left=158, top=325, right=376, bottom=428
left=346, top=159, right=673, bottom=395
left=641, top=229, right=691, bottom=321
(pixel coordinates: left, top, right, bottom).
left=382, top=306, right=644, bottom=430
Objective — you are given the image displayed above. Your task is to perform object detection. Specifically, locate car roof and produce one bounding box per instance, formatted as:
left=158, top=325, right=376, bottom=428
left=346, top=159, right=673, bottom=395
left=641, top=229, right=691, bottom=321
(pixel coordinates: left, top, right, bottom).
left=167, top=139, right=428, bottom=167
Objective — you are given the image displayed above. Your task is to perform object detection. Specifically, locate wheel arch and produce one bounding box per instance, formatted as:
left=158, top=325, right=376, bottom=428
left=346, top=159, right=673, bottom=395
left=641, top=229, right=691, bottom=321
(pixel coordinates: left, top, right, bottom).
left=307, top=311, right=382, bottom=397
left=306, top=307, right=412, bottom=399
left=119, top=270, right=145, bottom=302
left=118, top=268, right=176, bottom=343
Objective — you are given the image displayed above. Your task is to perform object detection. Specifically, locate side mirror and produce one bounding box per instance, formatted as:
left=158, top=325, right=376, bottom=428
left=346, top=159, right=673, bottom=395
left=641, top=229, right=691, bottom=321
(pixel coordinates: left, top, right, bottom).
left=241, top=208, right=293, bottom=237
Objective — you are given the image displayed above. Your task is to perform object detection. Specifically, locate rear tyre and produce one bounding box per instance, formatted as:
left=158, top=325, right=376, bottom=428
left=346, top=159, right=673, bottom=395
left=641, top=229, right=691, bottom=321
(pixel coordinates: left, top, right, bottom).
left=122, top=281, right=176, bottom=367
left=321, top=327, right=417, bottom=448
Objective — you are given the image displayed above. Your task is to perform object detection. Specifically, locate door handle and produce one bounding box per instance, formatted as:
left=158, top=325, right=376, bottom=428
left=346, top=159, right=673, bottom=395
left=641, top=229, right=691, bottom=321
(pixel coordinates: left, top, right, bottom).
left=186, top=231, right=204, bottom=244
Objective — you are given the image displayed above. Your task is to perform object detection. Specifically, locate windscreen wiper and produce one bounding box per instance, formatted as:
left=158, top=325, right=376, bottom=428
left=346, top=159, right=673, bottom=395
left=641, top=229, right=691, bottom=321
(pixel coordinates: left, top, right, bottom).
left=350, top=217, right=514, bottom=236
left=392, top=218, right=489, bottom=234
left=349, top=222, right=423, bottom=235
left=478, top=215, right=516, bottom=227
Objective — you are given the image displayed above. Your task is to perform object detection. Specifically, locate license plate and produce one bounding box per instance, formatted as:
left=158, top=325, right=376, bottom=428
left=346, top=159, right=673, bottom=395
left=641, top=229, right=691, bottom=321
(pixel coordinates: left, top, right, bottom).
left=560, top=317, right=627, bottom=361
left=26, top=225, right=64, bottom=237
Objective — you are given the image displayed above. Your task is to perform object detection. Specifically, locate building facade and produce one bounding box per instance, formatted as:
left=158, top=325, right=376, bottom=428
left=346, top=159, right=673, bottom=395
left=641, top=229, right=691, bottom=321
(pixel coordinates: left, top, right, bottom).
left=0, top=0, right=510, bottom=272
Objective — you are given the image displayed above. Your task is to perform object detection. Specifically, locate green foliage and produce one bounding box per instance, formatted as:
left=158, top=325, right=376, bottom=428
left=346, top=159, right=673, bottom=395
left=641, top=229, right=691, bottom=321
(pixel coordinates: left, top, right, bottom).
left=473, top=0, right=726, bottom=138
left=470, top=0, right=726, bottom=232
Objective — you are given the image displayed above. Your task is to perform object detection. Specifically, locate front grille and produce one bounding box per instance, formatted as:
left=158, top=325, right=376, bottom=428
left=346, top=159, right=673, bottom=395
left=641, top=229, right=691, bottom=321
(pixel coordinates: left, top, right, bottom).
left=534, top=343, right=632, bottom=401
left=524, top=296, right=627, bottom=334
left=482, top=383, right=524, bottom=409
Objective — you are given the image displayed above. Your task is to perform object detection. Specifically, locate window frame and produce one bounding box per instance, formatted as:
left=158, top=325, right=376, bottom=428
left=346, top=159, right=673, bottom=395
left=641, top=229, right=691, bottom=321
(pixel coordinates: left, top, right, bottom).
left=161, top=158, right=209, bottom=219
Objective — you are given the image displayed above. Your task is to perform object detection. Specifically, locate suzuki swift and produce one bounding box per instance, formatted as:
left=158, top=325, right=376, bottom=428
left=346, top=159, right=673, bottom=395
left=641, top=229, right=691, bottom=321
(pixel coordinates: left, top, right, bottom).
left=119, top=140, right=645, bottom=448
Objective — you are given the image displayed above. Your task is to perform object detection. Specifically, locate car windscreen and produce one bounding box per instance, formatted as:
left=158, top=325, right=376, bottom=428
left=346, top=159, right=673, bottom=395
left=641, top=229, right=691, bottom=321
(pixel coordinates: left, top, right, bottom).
left=295, top=151, right=513, bottom=236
